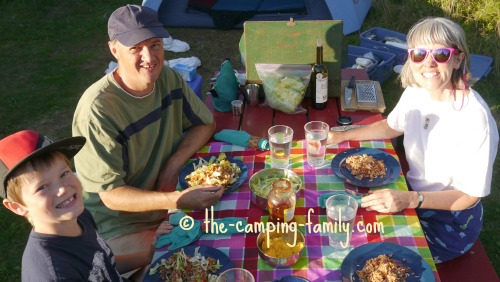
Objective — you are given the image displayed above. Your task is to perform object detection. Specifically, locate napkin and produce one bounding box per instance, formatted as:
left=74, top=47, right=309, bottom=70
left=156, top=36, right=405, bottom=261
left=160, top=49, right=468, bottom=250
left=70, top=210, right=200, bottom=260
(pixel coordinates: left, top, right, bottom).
left=214, top=129, right=269, bottom=151
left=319, top=192, right=362, bottom=209
left=155, top=212, right=248, bottom=250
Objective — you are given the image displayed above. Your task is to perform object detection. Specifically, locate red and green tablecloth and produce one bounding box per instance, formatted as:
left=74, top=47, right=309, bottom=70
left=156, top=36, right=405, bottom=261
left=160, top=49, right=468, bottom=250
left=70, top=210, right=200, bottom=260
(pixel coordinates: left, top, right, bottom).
left=153, top=140, right=439, bottom=281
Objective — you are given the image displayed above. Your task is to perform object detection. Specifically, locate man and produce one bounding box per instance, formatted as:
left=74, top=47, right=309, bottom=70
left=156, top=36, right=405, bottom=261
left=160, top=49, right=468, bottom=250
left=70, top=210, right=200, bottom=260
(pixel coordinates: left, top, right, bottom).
left=72, top=4, right=223, bottom=273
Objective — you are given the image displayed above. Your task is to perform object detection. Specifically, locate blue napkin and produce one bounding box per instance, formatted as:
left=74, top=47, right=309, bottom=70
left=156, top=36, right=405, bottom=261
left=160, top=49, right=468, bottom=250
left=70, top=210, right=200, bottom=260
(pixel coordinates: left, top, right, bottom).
left=155, top=212, right=248, bottom=250
left=319, top=192, right=362, bottom=209
left=214, top=129, right=269, bottom=151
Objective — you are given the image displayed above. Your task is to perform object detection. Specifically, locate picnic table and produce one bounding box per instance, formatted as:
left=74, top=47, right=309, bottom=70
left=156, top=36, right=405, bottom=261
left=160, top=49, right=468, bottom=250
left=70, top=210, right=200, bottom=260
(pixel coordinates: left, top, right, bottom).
left=150, top=69, right=442, bottom=281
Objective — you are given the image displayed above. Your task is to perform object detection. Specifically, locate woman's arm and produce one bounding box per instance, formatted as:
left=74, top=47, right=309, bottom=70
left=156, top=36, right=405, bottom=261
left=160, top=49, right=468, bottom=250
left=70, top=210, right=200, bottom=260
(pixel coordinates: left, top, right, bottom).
left=361, top=189, right=480, bottom=213
left=328, top=119, right=403, bottom=145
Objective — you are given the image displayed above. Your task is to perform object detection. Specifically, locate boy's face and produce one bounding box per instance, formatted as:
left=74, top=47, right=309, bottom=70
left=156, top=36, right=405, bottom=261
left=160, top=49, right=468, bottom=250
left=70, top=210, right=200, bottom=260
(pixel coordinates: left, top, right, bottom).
left=15, top=158, right=84, bottom=233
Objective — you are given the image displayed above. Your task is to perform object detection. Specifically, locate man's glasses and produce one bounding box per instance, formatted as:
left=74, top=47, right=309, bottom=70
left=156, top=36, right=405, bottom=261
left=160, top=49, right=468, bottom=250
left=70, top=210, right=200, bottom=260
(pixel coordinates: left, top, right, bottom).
left=407, top=48, right=460, bottom=64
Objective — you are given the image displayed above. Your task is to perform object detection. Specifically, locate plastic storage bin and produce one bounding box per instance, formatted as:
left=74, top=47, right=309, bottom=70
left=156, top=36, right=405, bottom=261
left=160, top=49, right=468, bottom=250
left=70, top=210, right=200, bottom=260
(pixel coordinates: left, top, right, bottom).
left=360, top=27, right=408, bottom=65
left=344, top=54, right=377, bottom=78
left=343, top=45, right=396, bottom=83
left=188, top=73, right=203, bottom=100
left=470, top=54, right=493, bottom=83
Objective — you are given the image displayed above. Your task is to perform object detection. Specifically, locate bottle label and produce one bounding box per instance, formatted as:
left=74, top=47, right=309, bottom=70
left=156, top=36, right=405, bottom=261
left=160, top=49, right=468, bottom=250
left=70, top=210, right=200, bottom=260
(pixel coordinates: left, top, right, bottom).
left=315, top=73, right=328, bottom=103
left=284, top=207, right=295, bottom=222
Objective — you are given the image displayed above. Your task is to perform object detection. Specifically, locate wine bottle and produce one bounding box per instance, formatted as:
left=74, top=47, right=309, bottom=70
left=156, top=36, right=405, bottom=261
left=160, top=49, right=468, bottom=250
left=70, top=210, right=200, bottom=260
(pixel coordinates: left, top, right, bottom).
left=311, top=39, right=328, bottom=109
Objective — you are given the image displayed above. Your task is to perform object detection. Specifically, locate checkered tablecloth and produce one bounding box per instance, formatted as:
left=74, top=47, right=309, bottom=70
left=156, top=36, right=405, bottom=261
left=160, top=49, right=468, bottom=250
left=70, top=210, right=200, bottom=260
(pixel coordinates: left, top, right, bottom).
left=152, top=140, right=439, bottom=281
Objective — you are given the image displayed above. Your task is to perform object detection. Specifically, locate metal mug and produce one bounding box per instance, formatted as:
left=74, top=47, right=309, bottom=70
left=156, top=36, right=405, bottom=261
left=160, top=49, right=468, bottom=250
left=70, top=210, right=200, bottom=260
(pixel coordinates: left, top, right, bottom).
left=245, top=84, right=260, bottom=106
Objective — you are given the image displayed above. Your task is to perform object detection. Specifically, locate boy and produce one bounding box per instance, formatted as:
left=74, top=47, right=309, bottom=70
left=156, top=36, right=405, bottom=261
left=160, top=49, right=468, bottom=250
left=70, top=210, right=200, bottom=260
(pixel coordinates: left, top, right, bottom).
left=0, top=130, right=169, bottom=281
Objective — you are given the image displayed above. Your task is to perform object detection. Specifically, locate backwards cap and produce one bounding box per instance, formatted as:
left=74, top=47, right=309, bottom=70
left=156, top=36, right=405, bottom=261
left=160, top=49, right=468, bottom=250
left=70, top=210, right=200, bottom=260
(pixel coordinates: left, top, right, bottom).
left=0, top=130, right=86, bottom=199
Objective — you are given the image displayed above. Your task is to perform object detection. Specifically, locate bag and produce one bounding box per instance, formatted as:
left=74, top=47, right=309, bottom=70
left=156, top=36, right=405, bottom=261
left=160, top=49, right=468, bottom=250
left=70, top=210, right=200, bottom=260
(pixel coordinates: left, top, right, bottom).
left=255, top=64, right=311, bottom=114
left=210, top=59, right=240, bottom=112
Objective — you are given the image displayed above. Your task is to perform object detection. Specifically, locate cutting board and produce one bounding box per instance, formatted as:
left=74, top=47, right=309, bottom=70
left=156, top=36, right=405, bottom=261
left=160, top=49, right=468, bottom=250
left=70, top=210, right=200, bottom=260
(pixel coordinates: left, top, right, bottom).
left=340, top=79, right=386, bottom=113
left=243, top=19, right=344, bottom=97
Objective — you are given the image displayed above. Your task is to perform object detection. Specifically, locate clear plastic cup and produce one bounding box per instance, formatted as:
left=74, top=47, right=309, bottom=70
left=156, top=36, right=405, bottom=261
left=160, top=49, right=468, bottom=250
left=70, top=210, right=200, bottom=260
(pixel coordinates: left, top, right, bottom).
left=304, top=121, right=329, bottom=167
left=325, top=194, right=358, bottom=251
left=216, top=268, right=255, bottom=282
left=231, top=100, right=243, bottom=116
left=268, top=125, right=293, bottom=168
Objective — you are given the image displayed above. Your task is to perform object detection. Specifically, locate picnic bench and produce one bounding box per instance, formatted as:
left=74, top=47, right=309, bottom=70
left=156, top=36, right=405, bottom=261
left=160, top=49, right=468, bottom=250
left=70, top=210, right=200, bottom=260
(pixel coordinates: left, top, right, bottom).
left=200, top=68, right=499, bottom=281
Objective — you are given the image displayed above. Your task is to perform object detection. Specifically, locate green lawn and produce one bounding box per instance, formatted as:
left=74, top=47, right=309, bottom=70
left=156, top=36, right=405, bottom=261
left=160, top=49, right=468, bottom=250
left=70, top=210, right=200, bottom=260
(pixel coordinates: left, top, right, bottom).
left=0, top=0, right=498, bottom=280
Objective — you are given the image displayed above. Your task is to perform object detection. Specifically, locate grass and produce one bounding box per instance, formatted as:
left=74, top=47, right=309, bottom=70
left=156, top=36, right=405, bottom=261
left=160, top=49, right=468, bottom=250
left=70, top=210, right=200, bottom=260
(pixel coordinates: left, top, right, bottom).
left=0, top=0, right=498, bottom=280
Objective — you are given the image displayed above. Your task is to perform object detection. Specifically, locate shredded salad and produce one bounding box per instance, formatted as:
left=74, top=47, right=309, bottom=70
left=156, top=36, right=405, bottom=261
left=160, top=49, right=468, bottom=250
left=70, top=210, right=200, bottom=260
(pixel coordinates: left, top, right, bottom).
left=185, top=153, right=241, bottom=189
left=149, top=247, right=223, bottom=282
left=251, top=173, right=301, bottom=198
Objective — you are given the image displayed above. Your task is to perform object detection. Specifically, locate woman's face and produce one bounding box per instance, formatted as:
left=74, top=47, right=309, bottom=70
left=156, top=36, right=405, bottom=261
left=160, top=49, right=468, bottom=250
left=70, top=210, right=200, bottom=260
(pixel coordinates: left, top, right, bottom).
left=409, top=43, right=462, bottom=94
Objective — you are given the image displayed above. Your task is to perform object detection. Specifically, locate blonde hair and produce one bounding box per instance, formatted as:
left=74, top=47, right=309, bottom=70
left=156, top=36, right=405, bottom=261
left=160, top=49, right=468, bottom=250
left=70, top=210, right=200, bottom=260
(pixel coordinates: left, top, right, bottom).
left=6, top=151, right=70, bottom=206
left=400, top=17, right=470, bottom=89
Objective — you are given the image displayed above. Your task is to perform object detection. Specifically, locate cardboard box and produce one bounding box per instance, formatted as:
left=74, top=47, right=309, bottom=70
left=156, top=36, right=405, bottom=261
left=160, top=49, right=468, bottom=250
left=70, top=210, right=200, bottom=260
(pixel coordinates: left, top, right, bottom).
left=243, top=19, right=344, bottom=97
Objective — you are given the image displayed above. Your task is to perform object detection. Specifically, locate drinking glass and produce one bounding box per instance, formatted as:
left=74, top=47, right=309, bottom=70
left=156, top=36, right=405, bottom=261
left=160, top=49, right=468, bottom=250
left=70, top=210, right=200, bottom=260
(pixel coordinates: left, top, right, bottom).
left=325, top=194, right=358, bottom=251
left=216, top=268, right=255, bottom=282
left=268, top=125, right=294, bottom=168
left=304, top=121, right=329, bottom=167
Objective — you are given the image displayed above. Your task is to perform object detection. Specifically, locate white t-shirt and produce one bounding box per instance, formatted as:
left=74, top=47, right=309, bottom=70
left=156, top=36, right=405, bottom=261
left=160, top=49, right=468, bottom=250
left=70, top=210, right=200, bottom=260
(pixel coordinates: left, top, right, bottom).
left=387, top=87, right=498, bottom=197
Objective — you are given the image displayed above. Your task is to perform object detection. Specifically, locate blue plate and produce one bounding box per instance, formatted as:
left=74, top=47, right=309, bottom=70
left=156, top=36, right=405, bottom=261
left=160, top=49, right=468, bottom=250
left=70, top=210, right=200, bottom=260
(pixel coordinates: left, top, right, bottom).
left=145, top=245, right=233, bottom=282
left=331, top=148, right=401, bottom=188
left=179, top=155, right=248, bottom=193
left=341, top=242, right=435, bottom=282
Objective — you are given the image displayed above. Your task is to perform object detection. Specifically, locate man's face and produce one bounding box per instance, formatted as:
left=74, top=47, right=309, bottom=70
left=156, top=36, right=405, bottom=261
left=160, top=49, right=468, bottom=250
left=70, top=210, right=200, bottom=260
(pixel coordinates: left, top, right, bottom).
left=109, top=37, right=165, bottom=95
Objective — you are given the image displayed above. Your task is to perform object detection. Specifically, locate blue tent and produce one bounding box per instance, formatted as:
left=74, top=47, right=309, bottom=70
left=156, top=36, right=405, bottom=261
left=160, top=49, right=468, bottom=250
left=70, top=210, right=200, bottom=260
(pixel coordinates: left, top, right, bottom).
left=143, top=0, right=370, bottom=33
left=325, top=0, right=372, bottom=35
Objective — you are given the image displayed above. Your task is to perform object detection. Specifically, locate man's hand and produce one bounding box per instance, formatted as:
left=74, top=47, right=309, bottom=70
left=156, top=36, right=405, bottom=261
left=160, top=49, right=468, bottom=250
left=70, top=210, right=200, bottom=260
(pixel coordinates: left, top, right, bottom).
left=177, top=185, right=224, bottom=210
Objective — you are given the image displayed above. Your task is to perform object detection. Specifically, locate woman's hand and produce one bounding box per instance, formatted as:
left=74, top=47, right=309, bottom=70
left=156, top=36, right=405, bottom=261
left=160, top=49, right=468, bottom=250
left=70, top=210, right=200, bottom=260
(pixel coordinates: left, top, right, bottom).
left=360, top=189, right=413, bottom=213
left=327, top=131, right=345, bottom=145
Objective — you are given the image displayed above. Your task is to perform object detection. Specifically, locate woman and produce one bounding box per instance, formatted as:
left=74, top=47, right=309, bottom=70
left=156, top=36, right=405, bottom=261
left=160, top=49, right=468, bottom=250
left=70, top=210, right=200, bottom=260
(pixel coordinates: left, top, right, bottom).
left=328, top=17, right=498, bottom=263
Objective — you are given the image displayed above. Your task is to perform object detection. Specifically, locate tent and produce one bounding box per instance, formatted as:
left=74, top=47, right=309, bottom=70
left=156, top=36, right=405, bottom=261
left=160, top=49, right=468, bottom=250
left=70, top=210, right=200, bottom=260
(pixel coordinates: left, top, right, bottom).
left=143, top=0, right=371, bottom=34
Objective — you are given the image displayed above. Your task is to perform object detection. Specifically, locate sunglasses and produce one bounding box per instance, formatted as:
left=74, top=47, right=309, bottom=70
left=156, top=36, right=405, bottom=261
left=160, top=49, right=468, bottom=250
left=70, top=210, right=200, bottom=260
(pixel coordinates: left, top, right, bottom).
left=407, top=48, right=460, bottom=64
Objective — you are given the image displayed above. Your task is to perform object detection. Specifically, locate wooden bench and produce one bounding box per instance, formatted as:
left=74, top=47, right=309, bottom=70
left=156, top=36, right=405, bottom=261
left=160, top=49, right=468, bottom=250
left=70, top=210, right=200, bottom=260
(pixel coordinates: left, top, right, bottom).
left=391, top=136, right=499, bottom=282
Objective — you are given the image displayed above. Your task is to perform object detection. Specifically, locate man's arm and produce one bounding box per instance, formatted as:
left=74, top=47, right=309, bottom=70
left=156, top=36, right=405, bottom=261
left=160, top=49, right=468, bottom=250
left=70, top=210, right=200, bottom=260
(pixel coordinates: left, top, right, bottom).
left=98, top=183, right=223, bottom=212
left=156, top=121, right=216, bottom=191
left=99, top=185, right=180, bottom=211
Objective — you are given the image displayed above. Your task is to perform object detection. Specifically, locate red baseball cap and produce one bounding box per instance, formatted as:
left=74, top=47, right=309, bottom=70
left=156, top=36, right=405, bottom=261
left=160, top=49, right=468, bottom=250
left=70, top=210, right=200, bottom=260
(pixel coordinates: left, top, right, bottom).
left=0, top=130, right=86, bottom=199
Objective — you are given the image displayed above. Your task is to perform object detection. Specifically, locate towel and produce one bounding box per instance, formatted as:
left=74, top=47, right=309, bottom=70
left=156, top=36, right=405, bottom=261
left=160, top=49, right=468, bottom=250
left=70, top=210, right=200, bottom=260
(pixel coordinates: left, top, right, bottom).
left=156, top=212, right=247, bottom=250
left=163, top=36, right=190, bottom=52
left=214, top=129, right=269, bottom=151
left=167, top=57, right=202, bottom=68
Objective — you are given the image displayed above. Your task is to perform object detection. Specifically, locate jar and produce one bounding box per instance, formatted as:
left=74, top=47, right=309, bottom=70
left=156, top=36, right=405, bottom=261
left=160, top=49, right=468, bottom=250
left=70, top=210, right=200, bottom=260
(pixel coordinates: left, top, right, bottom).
left=267, top=179, right=296, bottom=222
